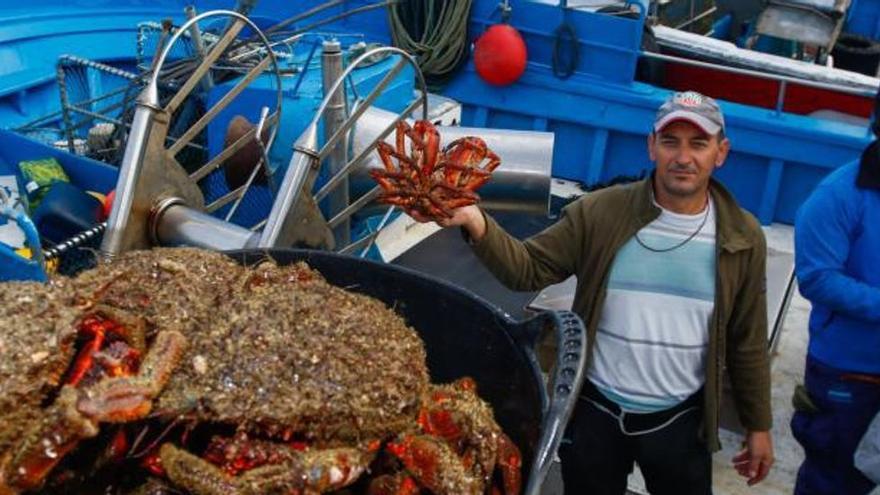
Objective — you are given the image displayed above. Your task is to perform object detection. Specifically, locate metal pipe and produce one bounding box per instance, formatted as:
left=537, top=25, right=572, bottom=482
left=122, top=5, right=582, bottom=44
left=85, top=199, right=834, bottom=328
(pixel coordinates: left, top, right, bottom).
left=56, top=63, right=77, bottom=154
left=225, top=106, right=275, bottom=221
left=318, top=58, right=408, bottom=162
left=65, top=104, right=207, bottom=151
left=640, top=50, right=879, bottom=97
left=314, top=96, right=425, bottom=203
left=152, top=200, right=256, bottom=249
left=165, top=19, right=247, bottom=116
left=257, top=124, right=320, bottom=248
left=338, top=229, right=379, bottom=256
left=776, top=80, right=788, bottom=115
left=359, top=206, right=394, bottom=257
left=99, top=10, right=283, bottom=259
left=321, top=40, right=350, bottom=246
left=311, top=47, right=429, bottom=126
left=99, top=81, right=160, bottom=260
left=328, top=187, right=379, bottom=229
left=184, top=5, right=215, bottom=91
left=689, top=0, right=696, bottom=27
left=675, top=6, right=717, bottom=31
left=151, top=10, right=281, bottom=112
left=291, top=41, right=320, bottom=96
left=167, top=55, right=272, bottom=156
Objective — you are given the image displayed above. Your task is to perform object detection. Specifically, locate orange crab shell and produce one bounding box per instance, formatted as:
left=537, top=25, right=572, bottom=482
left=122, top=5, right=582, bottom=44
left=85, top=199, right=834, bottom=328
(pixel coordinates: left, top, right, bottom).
left=371, top=120, right=501, bottom=221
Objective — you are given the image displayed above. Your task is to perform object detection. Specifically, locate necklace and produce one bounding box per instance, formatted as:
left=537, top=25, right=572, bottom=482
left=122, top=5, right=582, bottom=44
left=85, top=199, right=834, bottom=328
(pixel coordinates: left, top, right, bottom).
left=635, top=198, right=711, bottom=253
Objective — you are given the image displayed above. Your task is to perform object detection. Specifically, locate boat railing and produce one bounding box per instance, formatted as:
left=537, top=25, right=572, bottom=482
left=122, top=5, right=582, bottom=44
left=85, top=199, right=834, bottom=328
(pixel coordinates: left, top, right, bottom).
left=674, top=3, right=718, bottom=32
left=641, top=50, right=878, bottom=120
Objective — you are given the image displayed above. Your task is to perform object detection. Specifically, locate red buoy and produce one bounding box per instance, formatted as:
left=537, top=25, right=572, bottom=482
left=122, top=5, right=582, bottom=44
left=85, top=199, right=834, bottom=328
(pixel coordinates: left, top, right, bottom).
left=474, top=24, right=527, bottom=86
left=101, top=189, right=115, bottom=221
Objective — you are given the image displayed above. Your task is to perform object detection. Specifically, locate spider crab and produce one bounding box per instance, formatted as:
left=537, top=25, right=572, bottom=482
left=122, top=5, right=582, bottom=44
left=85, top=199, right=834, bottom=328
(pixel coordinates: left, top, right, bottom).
left=0, top=281, right=185, bottom=494
left=139, top=260, right=521, bottom=494
left=372, top=377, right=522, bottom=495
left=137, top=260, right=429, bottom=494
left=370, top=120, right=501, bottom=220
left=0, top=248, right=249, bottom=493
left=0, top=249, right=522, bottom=494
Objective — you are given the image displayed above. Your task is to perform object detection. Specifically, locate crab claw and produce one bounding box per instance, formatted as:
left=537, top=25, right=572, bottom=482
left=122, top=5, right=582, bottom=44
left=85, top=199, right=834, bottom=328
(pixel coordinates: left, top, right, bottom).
left=387, top=435, right=481, bottom=495
left=161, top=442, right=374, bottom=495
left=496, top=433, right=523, bottom=495
left=412, top=120, right=440, bottom=176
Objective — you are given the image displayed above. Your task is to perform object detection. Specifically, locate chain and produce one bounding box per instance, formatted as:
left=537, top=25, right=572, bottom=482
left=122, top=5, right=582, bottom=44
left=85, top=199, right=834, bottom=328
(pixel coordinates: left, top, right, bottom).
left=634, top=198, right=710, bottom=253
left=44, top=222, right=107, bottom=261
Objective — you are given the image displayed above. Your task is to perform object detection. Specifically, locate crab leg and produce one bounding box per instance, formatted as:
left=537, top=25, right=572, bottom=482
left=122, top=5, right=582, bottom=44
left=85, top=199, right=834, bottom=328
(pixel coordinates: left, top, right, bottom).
left=395, top=120, right=411, bottom=158
left=411, top=121, right=440, bottom=176
left=66, top=307, right=147, bottom=386
left=427, top=185, right=480, bottom=217
left=496, top=434, right=523, bottom=495
left=368, top=473, right=421, bottom=495
left=369, top=169, right=419, bottom=193
left=160, top=443, right=373, bottom=495
left=376, top=142, right=421, bottom=181
left=464, top=151, right=501, bottom=191
left=410, top=379, right=523, bottom=495
left=5, top=330, right=186, bottom=491
left=376, top=142, right=401, bottom=173
left=386, top=434, right=482, bottom=495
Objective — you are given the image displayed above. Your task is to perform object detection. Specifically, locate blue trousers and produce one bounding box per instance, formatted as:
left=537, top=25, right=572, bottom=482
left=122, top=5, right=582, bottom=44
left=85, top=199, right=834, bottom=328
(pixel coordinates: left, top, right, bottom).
left=792, top=356, right=880, bottom=495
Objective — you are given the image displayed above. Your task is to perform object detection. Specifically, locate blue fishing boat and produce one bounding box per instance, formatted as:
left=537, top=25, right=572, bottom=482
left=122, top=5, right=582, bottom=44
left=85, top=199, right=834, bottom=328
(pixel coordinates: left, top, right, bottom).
left=0, top=0, right=874, bottom=267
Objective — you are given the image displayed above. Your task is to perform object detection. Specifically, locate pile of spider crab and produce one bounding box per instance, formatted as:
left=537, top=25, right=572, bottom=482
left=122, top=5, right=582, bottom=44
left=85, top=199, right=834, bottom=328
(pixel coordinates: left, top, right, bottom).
left=370, top=120, right=500, bottom=221
left=0, top=248, right=521, bottom=495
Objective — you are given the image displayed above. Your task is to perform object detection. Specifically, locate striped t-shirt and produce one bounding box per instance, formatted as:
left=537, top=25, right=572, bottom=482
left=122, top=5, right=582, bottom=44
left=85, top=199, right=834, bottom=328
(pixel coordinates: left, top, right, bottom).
left=588, top=198, right=716, bottom=413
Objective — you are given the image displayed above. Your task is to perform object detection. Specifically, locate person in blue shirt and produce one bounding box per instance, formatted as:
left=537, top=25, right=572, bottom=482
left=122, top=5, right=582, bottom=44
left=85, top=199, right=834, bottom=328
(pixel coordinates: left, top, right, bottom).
left=792, top=134, right=880, bottom=494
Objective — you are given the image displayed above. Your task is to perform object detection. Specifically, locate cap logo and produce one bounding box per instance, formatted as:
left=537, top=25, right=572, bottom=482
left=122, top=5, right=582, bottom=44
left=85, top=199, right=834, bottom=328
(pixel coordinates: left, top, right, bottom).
left=675, top=91, right=703, bottom=108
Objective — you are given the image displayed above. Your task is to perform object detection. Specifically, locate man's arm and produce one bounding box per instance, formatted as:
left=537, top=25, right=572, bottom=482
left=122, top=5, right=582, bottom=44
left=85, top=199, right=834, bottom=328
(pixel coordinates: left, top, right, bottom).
left=727, top=227, right=772, bottom=431
left=428, top=203, right=585, bottom=292
left=726, top=226, right=774, bottom=485
left=795, top=180, right=880, bottom=322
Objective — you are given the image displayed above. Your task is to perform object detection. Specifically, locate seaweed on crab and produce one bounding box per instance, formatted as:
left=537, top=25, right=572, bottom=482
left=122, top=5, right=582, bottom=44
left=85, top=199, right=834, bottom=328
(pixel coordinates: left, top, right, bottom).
left=0, top=249, right=523, bottom=495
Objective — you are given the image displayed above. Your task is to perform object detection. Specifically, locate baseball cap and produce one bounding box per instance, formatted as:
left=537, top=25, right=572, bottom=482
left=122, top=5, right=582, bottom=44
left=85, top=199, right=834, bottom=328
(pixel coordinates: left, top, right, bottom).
left=653, top=91, right=725, bottom=136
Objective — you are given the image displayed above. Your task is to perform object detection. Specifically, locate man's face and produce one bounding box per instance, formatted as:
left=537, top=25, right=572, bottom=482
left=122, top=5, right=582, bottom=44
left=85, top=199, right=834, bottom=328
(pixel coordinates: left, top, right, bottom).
left=648, top=120, right=730, bottom=199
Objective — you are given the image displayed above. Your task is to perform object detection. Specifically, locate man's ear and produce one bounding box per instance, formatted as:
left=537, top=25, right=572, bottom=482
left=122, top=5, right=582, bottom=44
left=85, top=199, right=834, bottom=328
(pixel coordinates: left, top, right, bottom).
left=715, top=137, right=730, bottom=168
left=647, top=132, right=656, bottom=161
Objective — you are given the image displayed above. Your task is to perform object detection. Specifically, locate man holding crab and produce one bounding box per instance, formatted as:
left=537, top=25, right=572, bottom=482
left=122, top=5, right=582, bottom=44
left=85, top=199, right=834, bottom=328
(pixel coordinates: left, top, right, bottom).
left=406, top=91, right=775, bottom=494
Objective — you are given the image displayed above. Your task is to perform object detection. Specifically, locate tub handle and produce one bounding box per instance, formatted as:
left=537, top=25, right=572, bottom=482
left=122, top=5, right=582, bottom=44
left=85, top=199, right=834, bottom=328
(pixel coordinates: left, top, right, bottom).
left=519, top=309, right=587, bottom=495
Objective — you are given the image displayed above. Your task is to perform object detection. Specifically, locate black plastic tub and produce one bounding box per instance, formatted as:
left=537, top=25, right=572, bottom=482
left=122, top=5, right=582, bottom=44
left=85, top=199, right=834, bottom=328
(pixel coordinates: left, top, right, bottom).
left=227, top=249, right=587, bottom=495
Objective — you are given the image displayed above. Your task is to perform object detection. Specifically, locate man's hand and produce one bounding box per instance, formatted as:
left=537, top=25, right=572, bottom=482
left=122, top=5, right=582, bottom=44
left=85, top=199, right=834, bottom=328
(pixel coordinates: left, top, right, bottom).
left=407, top=205, right=487, bottom=242
left=732, top=430, right=774, bottom=485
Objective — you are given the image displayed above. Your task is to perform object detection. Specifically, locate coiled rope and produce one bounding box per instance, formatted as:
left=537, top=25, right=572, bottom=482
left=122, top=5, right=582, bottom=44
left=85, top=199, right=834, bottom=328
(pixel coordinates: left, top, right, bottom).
left=388, top=0, right=472, bottom=90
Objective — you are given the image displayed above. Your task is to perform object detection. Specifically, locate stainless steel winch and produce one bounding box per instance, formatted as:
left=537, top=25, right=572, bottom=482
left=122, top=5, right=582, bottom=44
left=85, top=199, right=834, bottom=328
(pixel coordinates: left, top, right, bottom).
left=97, top=9, right=556, bottom=261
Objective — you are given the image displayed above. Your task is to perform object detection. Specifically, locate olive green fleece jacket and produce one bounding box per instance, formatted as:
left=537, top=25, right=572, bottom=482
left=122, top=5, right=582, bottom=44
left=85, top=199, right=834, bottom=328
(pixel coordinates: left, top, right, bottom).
left=470, top=176, right=772, bottom=452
